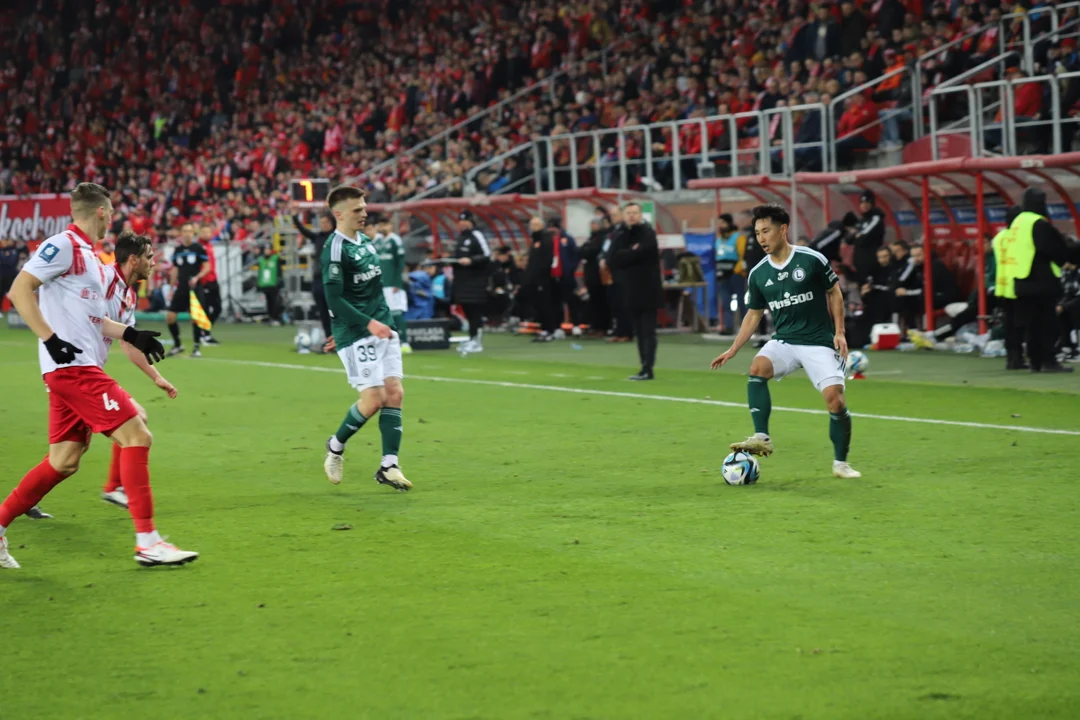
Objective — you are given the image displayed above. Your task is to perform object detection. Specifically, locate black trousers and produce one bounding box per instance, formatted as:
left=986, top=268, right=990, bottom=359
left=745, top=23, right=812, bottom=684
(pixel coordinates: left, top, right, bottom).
left=0, top=272, right=15, bottom=301
left=202, top=280, right=222, bottom=324
left=608, top=284, right=633, bottom=338
left=312, top=283, right=332, bottom=338
left=1015, top=295, right=1059, bottom=370
left=1059, top=303, right=1079, bottom=350
left=462, top=302, right=485, bottom=340
left=1001, top=298, right=1025, bottom=368
left=631, top=309, right=658, bottom=373
left=262, top=287, right=281, bottom=322
left=586, top=280, right=610, bottom=332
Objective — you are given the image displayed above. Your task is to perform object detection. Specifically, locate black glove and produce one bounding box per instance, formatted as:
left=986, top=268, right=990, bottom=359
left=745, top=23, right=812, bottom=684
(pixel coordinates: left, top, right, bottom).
left=122, top=327, right=165, bottom=364
left=43, top=334, right=83, bottom=365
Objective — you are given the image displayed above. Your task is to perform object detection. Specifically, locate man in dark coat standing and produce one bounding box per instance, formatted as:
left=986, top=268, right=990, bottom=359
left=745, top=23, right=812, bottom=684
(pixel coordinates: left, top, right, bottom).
left=601, top=207, right=634, bottom=343
left=450, top=210, right=492, bottom=352
left=849, top=190, right=887, bottom=283
left=523, top=216, right=558, bottom=342
left=580, top=218, right=611, bottom=335
left=609, top=202, right=663, bottom=380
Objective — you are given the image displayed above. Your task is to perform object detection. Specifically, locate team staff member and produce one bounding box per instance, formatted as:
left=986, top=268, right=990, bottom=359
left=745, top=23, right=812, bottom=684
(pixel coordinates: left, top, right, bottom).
left=197, top=224, right=221, bottom=345
left=523, top=216, right=558, bottom=341
left=449, top=210, right=491, bottom=353
left=1006, top=188, right=1074, bottom=373
left=849, top=190, right=886, bottom=282
left=166, top=223, right=209, bottom=358
left=293, top=208, right=336, bottom=344
left=608, top=202, right=663, bottom=381
left=715, top=213, right=747, bottom=333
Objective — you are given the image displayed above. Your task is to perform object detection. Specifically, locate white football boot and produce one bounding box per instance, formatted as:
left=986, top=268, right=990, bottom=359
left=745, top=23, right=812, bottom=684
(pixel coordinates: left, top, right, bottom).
left=832, top=461, right=862, bottom=479
left=134, top=540, right=199, bottom=567
left=730, top=434, right=774, bottom=457
left=102, top=487, right=129, bottom=508
left=324, top=439, right=344, bottom=484
left=0, top=536, right=20, bottom=569
left=375, top=465, right=413, bottom=491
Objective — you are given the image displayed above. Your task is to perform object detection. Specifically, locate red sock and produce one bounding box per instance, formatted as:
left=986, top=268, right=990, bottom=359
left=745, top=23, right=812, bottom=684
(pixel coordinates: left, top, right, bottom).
left=103, top=443, right=122, bottom=493
left=120, top=446, right=155, bottom=534
left=0, top=458, right=67, bottom=527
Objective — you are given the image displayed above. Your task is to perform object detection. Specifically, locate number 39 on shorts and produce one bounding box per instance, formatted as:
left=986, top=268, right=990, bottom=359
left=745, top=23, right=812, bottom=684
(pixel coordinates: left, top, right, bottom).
left=355, top=344, right=377, bottom=362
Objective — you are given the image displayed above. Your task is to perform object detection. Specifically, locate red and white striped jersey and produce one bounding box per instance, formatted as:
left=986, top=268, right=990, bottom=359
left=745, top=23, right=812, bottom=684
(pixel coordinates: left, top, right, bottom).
left=101, top=263, right=138, bottom=362
left=21, top=224, right=110, bottom=375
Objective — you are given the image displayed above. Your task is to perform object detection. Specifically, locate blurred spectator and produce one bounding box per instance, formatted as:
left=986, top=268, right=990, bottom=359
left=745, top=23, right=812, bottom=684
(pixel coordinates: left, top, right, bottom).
left=601, top=206, right=633, bottom=343
left=523, top=215, right=558, bottom=341
left=811, top=210, right=858, bottom=263
left=849, top=190, right=886, bottom=282
left=256, top=244, right=285, bottom=326
left=406, top=263, right=437, bottom=321
left=835, top=93, right=881, bottom=167
left=547, top=215, right=581, bottom=329
left=1058, top=262, right=1080, bottom=362
left=985, top=66, right=1044, bottom=151
left=449, top=210, right=492, bottom=352
left=856, top=245, right=897, bottom=345
left=97, top=240, right=115, bottom=266
left=714, top=213, right=747, bottom=333
left=0, top=239, right=19, bottom=301
left=580, top=218, right=611, bottom=336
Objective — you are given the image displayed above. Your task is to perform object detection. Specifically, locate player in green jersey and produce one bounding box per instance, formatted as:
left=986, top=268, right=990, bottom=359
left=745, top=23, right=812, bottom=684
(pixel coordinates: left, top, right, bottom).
left=710, top=203, right=861, bottom=479
left=372, top=215, right=411, bottom=354
left=320, top=186, right=412, bottom=491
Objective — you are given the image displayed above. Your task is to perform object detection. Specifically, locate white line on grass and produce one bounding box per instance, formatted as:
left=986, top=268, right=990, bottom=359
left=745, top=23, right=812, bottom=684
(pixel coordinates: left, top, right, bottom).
left=208, top=359, right=1080, bottom=437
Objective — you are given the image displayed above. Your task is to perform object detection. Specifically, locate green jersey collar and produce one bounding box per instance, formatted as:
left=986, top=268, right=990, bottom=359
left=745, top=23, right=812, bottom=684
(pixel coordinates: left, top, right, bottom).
left=334, top=229, right=370, bottom=245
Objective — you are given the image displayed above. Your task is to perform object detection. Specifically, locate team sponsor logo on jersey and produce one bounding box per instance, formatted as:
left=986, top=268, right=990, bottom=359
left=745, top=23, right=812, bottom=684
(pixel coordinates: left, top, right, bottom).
left=80, top=288, right=103, bottom=301
left=354, top=265, right=382, bottom=283
left=329, top=263, right=342, bottom=278
left=767, top=290, right=815, bottom=312
left=39, top=243, right=60, bottom=263
left=793, top=267, right=806, bottom=282
left=89, top=315, right=103, bottom=324
left=777, top=271, right=789, bottom=281
left=764, top=279, right=774, bottom=286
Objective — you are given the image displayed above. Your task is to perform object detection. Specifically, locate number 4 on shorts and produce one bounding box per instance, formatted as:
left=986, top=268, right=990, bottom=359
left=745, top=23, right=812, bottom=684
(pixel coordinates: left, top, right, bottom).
left=102, top=392, right=120, bottom=412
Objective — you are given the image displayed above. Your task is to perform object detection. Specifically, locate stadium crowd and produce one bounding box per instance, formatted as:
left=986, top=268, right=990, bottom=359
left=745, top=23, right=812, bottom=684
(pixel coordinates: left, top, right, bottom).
left=4, top=0, right=1076, bottom=217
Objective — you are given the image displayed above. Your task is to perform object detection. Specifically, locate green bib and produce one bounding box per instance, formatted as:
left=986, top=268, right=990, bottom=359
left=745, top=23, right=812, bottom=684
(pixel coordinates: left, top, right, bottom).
left=257, top=256, right=279, bottom=288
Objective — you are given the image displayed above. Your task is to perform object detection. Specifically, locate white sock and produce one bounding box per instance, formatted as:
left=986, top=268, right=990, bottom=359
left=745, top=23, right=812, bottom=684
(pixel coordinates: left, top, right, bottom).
left=754, top=432, right=770, bottom=441
left=381, top=454, right=398, bottom=468
left=329, top=437, right=345, bottom=454
left=137, top=530, right=162, bottom=547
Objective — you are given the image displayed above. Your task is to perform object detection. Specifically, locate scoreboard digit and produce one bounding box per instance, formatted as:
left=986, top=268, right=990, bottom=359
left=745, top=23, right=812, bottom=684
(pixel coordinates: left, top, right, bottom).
left=289, top=178, right=330, bottom=206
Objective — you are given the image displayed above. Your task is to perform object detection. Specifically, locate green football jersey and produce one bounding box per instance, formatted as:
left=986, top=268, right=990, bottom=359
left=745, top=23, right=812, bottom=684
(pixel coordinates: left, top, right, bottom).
left=322, top=231, right=393, bottom=345
left=746, top=245, right=838, bottom=348
left=373, top=232, right=406, bottom=290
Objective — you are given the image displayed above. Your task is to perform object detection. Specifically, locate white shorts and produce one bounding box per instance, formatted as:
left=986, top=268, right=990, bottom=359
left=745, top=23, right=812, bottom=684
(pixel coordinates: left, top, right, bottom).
left=757, top=339, right=846, bottom=392
left=337, top=331, right=404, bottom=391
left=383, top=287, right=408, bottom=313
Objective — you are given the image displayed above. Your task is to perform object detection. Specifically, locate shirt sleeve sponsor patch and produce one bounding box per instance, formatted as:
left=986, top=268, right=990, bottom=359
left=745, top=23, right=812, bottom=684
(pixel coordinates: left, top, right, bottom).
left=39, top=243, right=60, bottom=263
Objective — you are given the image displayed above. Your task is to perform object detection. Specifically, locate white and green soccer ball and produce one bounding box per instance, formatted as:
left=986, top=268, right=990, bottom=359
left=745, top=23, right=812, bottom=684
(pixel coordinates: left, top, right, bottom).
left=847, top=350, right=869, bottom=375
left=295, top=331, right=312, bottom=354
left=721, top=451, right=761, bottom=486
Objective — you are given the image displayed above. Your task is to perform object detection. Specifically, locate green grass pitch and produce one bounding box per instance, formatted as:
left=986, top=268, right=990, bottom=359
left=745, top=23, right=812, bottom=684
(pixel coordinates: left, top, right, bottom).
left=1, top=324, right=1079, bottom=719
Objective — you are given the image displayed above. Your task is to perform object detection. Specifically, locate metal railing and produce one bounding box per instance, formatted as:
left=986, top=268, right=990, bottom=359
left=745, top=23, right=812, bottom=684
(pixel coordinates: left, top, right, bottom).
left=930, top=70, right=1080, bottom=157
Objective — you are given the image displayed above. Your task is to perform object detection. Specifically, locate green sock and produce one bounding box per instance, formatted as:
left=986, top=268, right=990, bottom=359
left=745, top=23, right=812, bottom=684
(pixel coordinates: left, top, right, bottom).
left=333, top=404, right=368, bottom=446
left=829, top=409, right=852, bottom=462
left=379, top=407, right=403, bottom=458
left=393, top=312, right=407, bottom=345
left=747, top=376, right=772, bottom=435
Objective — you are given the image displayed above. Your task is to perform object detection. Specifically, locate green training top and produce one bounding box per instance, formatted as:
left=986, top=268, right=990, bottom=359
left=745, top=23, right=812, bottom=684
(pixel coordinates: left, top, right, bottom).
left=321, top=230, right=393, bottom=346
left=373, top=232, right=407, bottom=291
left=746, top=245, right=839, bottom=348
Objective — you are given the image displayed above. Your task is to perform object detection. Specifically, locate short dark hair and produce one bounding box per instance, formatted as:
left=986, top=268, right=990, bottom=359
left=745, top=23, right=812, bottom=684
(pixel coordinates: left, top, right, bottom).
left=327, top=185, right=365, bottom=209
left=751, top=203, right=790, bottom=227
left=719, top=213, right=734, bottom=227
left=495, top=245, right=512, bottom=254
left=623, top=202, right=641, bottom=211
left=890, top=239, right=910, bottom=251
left=70, top=182, right=110, bottom=218
left=115, top=231, right=152, bottom=265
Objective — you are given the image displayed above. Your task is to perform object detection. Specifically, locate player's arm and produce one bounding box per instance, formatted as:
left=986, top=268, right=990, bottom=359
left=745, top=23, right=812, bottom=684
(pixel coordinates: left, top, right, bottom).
left=122, top=340, right=177, bottom=397
left=12, top=241, right=87, bottom=363
left=191, top=246, right=210, bottom=286
left=460, top=231, right=491, bottom=267
left=712, top=270, right=765, bottom=369
left=323, top=251, right=391, bottom=338
left=8, top=271, right=55, bottom=341
left=826, top=279, right=848, bottom=357
left=102, top=318, right=166, bottom=364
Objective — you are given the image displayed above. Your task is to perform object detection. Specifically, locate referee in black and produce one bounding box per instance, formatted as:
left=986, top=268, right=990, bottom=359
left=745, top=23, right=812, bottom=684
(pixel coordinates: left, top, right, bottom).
left=292, top=206, right=336, bottom=345
left=609, top=202, right=663, bottom=380
left=166, top=222, right=209, bottom=358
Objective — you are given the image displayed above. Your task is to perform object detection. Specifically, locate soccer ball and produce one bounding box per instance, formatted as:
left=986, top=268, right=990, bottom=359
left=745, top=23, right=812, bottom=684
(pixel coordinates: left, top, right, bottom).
left=295, top=331, right=312, bottom=354
left=847, top=350, right=869, bottom=375
left=721, top=451, right=761, bottom=486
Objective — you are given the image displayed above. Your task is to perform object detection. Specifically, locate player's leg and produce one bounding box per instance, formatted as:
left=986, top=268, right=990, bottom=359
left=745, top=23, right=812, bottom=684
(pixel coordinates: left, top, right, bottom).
left=799, top=346, right=860, bottom=478
left=729, top=340, right=797, bottom=457
left=374, top=336, right=410, bottom=491
left=394, top=312, right=410, bottom=353
left=324, top=336, right=386, bottom=483
left=110, top=415, right=198, bottom=565
left=103, top=399, right=146, bottom=508
left=166, top=291, right=188, bottom=356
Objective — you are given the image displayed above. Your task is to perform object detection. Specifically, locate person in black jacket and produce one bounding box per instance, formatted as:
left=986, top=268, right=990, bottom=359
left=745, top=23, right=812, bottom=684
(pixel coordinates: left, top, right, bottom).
left=856, top=245, right=895, bottom=345
left=292, top=207, right=336, bottom=344
left=890, top=239, right=922, bottom=330
left=523, top=216, right=558, bottom=342
left=1057, top=262, right=1080, bottom=362
left=848, top=190, right=887, bottom=283
left=1014, top=188, right=1074, bottom=372
left=601, top=208, right=634, bottom=343
left=608, top=202, right=663, bottom=380
left=449, top=210, right=492, bottom=352
left=812, top=211, right=859, bottom=264
left=580, top=218, right=610, bottom=336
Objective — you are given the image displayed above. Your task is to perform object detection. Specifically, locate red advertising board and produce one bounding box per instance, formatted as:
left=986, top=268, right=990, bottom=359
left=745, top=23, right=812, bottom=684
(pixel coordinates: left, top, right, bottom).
left=0, top=194, right=72, bottom=242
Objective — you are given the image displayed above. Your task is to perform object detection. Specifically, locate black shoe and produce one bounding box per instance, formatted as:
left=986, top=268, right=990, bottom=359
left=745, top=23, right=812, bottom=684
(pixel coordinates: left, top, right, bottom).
left=628, top=370, right=655, bottom=381
left=1006, top=362, right=1030, bottom=370
left=167, top=346, right=185, bottom=357
left=25, top=505, right=53, bottom=520
left=201, top=335, right=221, bottom=346
left=374, top=465, right=413, bottom=491
left=191, top=347, right=202, bottom=358
left=1040, top=363, right=1074, bottom=373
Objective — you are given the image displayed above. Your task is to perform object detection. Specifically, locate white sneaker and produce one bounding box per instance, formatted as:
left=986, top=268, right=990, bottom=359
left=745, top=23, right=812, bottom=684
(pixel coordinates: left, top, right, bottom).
left=324, top=439, right=344, bottom=484
left=401, top=342, right=413, bottom=354
left=375, top=465, right=413, bottom=491
left=102, top=487, right=128, bottom=508
left=0, top=536, right=20, bottom=569
left=832, top=461, right=862, bottom=479
left=134, top=540, right=199, bottom=567
left=730, top=434, right=774, bottom=457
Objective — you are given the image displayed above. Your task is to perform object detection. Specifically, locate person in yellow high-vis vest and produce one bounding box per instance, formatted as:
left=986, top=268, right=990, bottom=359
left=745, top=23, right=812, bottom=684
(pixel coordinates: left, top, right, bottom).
left=991, top=206, right=1025, bottom=370
left=1007, top=188, right=1074, bottom=373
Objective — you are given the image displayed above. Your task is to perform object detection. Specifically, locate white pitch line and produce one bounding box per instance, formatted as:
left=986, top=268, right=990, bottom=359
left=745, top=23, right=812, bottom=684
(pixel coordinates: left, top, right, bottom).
left=208, top=359, right=1080, bottom=437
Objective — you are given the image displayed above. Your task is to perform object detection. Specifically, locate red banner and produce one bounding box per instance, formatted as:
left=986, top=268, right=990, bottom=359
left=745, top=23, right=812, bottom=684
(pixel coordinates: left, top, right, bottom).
left=0, top=194, right=72, bottom=242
